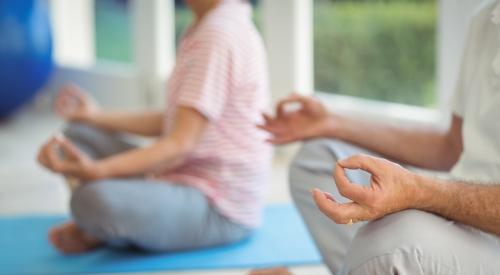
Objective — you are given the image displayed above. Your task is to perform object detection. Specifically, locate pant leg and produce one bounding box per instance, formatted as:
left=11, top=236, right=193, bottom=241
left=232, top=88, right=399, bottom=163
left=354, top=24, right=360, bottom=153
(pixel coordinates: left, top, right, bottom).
left=289, top=139, right=380, bottom=273
left=63, top=123, right=138, bottom=159
left=70, top=179, right=251, bottom=252
left=341, top=210, right=500, bottom=275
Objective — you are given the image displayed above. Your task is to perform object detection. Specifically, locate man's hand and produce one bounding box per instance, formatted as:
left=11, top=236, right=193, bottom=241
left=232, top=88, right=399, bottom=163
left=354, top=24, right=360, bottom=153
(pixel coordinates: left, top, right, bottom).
left=54, top=84, right=100, bottom=122
left=37, top=134, right=103, bottom=182
left=312, top=154, right=422, bottom=224
left=258, top=93, right=334, bottom=144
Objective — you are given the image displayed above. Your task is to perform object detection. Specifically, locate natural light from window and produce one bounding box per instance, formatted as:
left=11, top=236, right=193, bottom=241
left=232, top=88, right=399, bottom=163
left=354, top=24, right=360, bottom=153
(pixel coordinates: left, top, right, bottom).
left=314, top=0, right=437, bottom=107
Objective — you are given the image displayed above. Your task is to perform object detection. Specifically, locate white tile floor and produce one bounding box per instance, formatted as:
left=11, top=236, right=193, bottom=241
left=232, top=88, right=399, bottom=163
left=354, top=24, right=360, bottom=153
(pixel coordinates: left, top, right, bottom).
left=0, top=110, right=329, bottom=275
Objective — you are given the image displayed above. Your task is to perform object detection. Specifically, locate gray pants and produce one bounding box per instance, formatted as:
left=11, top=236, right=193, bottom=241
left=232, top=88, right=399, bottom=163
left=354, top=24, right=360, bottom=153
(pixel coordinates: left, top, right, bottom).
left=63, top=123, right=250, bottom=252
left=290, top=139, right=500, bottom=275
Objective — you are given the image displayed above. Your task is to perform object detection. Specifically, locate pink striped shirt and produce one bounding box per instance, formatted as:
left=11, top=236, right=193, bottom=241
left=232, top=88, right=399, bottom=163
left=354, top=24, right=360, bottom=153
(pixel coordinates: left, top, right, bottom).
left=161, top=1, right=272, bottom=228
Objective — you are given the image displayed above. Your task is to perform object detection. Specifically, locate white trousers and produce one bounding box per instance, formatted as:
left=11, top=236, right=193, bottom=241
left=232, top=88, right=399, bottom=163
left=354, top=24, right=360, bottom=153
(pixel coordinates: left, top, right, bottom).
left=289, top=139, right=500, bottom=275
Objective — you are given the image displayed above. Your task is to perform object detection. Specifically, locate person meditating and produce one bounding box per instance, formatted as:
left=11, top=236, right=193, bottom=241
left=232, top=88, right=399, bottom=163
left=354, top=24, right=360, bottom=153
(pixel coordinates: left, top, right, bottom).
left=252, top=1, right=500, bottom=274
left=37, top=0, right=271, bottom=254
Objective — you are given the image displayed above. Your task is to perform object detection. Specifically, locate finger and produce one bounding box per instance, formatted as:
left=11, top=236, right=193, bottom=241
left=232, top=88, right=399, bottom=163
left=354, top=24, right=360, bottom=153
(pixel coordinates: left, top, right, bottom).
left=257, top=113, right=276, bottom=129
left=259, top=123, right=290, bottom=135
left=276, top=94, right=307, bottom=118
left=46, top=139, right=64, bottom=172
left=37, top=142, right=51, bottom=168
left=54, top=89, right=77, bottom=116
left=54, top=100, right=70, bottom=116
left=258, top=113, right=284, bottom=130
left=256, top=124, right=286, bottom=137
left=262, top=113, right=273, bottom=125
left=333, top=163, right=369, bottom=203
left=338, top=154, right=380, bottom=175
left=323, top=191, right=336, bottom=201
left=54, top=90, right=70, bottom=113
left=312, top=188, right=368, bottom=224
left=266, top=135, right=297, bottom=145
left=69, top=90, right=85, bottom=106
left=55, top=135, right=85, bottom=162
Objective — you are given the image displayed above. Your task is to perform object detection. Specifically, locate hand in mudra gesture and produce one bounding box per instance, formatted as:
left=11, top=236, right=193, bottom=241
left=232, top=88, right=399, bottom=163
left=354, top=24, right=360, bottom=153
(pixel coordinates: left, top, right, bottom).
left=313, top=154, right=421, bottom=225
left=37, top=134, right=100, bottom=181
left=53, top=84, right=100, bottom=122
left=258, top=93, right=332, bottom=144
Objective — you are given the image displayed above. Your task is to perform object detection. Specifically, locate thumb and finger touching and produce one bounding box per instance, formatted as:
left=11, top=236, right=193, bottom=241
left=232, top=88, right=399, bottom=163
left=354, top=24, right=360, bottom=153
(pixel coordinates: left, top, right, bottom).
left=54, top=135, right=86, bottom=162
left=338, top=154, right=380, bottom=176
left=276, top=93, right=310, bottom=118
left=312, top=155, right=385, bottom=223
left=333, top=163, right=370, bottom=204
left=312, top=188, right=370, bottom=224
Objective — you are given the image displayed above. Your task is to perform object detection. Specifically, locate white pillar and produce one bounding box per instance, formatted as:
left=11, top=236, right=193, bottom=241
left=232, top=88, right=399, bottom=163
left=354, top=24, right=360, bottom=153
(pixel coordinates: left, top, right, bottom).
left=131, top=0, right=175, bottom=107
left=261, top=0, right=313, bottom=103
left=49, top=0, right=95, bottom=68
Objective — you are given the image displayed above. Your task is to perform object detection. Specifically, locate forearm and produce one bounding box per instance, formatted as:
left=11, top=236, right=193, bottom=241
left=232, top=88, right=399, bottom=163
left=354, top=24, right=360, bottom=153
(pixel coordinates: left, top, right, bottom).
left=84, top=111, right=164, bottom=137
left=416, top=177, right=500, bottom=236
left=95, top=139, right=188, bottom=178
left=323, top=114, right=461, bottom=170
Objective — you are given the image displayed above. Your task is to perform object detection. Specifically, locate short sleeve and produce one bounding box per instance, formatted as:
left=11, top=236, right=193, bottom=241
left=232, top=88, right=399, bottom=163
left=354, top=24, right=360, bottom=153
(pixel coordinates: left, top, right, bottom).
left=449, top=19, right=478, bottom=118
left=450, top=62, right=467, bottom=118
left=175, top=31, right=232, bottom=121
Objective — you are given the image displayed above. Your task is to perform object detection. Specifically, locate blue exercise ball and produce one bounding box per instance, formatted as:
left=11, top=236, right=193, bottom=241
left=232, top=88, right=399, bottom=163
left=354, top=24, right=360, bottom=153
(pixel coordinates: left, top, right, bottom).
left=0, top=0, right=54, bottom=118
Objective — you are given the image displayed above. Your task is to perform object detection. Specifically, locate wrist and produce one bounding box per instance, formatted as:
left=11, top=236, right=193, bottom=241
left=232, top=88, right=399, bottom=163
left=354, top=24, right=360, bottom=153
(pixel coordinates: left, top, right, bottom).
left=321, top=113, right=344, bottom=139
left=410, top=174, right=440, bottom=210
left=91, top=161, right=110, bottom=180
left=81, top=110, right=100, bottom=124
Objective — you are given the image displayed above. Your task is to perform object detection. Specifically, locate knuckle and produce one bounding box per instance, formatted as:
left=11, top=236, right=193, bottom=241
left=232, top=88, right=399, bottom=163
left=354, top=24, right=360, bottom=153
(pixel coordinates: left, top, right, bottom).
left=322, top=208, right=343, bottom=223
left=337, top=186, right=348, bottom=197
left=52, top=163, right=62, bottom=171
left=369, top=194, right=382, bottom=207
left=364, top=193, right=376, bottom=205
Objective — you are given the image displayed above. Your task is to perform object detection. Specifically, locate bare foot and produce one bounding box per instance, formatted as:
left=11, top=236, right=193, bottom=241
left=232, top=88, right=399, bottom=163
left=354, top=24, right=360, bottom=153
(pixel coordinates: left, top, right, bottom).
left=249, top=267, right=293, bottom=275
left=48, top=222, right=103, bottom=254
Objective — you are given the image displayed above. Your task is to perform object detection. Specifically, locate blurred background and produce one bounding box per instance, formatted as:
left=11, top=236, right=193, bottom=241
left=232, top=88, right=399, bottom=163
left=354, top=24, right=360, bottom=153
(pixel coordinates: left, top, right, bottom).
left=0, top=0, right=482, bottom=274
left=96, top=0, right=436, bottom=106
left=0, top=0, right=480, bottom=119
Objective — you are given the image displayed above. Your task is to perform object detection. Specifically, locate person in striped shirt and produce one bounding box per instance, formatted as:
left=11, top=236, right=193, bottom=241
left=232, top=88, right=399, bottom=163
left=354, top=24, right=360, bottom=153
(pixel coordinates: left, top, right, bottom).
left=37, top=0, right=271, bottom=254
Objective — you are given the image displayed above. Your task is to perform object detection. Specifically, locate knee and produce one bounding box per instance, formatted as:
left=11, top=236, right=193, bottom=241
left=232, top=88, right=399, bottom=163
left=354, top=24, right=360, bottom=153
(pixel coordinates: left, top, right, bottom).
left=343, top=210, right=459, bottom=274
left=289, top=139, right=342, bottom=197
left=63, top=122, right=92, bottom=139
left=346, top=247, right=458, bottom=275
left=63, top=122, right=106, bottom=143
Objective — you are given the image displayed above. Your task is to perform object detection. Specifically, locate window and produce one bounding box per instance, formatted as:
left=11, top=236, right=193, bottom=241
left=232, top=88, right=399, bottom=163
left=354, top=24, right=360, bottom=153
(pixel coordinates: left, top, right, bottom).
left=174, top=0, right=262, bottom=47
left=174, top=0, right=192, bottom=45
left=95, top=0, right=132, bottom=63
left=314, top=0, right=437, bottom=107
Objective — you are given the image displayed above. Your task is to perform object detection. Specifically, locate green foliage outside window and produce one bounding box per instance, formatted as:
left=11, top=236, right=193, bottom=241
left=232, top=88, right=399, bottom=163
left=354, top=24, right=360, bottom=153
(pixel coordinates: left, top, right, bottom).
left=314, top=0, right=437, bottom=106
left=94, top=0, right=437, bottom=107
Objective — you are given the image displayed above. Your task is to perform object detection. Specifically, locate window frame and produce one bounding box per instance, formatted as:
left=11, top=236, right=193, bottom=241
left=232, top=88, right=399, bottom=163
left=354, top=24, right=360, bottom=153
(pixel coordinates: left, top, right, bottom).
left=46, top=0, right=476, bottom=125
left=262, top=0, right=475, bottom=126
left=46, top=0, right=175, bottom=109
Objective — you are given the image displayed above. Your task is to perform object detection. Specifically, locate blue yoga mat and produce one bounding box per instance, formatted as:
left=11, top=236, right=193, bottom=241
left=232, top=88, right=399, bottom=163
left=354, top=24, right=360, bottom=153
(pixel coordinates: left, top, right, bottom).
left=0, top=204, right=321, bottom=274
